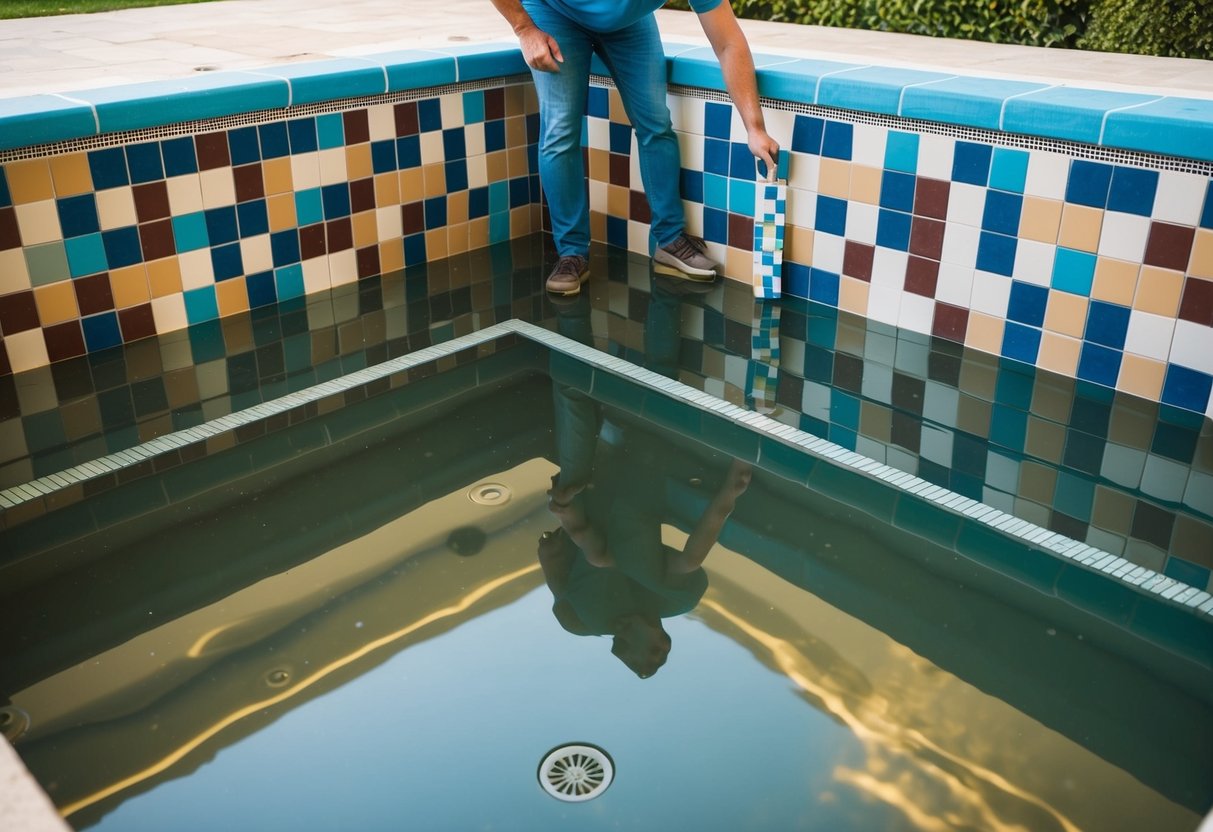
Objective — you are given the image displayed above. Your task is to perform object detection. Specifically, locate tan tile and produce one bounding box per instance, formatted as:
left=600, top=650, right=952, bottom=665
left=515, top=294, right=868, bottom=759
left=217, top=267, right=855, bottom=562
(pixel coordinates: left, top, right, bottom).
left=965, top=311, right=1004, bottom=354
left=588, top=148, right=609, bottom=183
left=0, top=248, right=31, bottom=294
left=509, top=205, right=532, bottom=237
left=267, top=193, right=297, bottom=231
left=838, top=275, right=869, bottom=316
left=425, top=227, right=447, bottom=260
left=33, top=280, right=78, bottom=325
left=379, top=239, right=403, bottom=273
left=609, top=89, right=629, bottom=124
left=1026, top=416, right=1065, bottom=464
left=1043, top=289, right=1088, bottom=337
left=1091, top=257, right=1138, bottom=305
left=1133, top=266, right=1183, bottom=316
left=724, top=245, right=751, bottom=282
left=60, top=397, right=101, bottom=439
left=469, top=217, right=489, bottom=251
left=262, top=157, right=293, bottom=195
left=5, top=329, right=47, bottom=373
left=5, top=159, right=54, bottom=204
left=818, top=158, right=849, bottom=199
left=607, top=184, right=628, bottom=218
left=1057, top=204, right=1102, bottom=252
left=215, top=279, right=249, bottom=317
left=447, top=190, right=469, bottom=225
left=1019, top=460, right=1057, bottom=503
left=504, top=84, right=526, bottom=117
left=485, top=151, right=508, bottom=184
left=399, top=167, right=424, bottom=202
left=507, top=146, right=530, bottom=179
left=423, top=163, right=446, bottom=198
left=1019, top=196, right=1062, bottom=243
left=48, top=153, right=93, bottom=197
left=851, top=164, right=881, bottom=205
left=786, top=225, right=813, bottom=263
left=1117, top=353, right=1165, bottom=400
left=505, top=115, right=527, bottom=148
left=1191, top=228, right=1213, bottom=279
left=110, top=264, right=150, bottom=308
left=147, top=257, right=183, bottom=298
left=447, top=221, right=469, bottom=255
left=1036, top=331, right=1081, bottom=376
left=352, top=211, right=377, bottom=248
left=345, top=144, right=372, bottom=180
left=590, top=210, right=607, bottom=243
left=374, top=172, right=400, bottom=207
left=199, top=168, right=236, bottom=209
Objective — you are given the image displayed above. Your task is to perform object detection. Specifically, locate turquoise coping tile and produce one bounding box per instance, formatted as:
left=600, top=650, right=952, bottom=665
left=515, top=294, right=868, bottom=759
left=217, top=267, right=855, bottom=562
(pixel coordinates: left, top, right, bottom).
left=670, top=47, right=797, bottom=93
left=818, top=66, right=955, bottom=116
left=427, top=42, right=529, bottom=83
left=755, top=58, right=861, bottom=104
left=0, top=94, right=96, bottom=150
left=366, top=49, right=458, bottom=93
left=248, top=58, right=387, bottom=105
left=1102, top=97, right=1213, bottom=163
left=1002, top=86, right=1159, bottom=145
left=72, top=72, right=289, bottom=134
left=900, top=76, right=1050, bottom=131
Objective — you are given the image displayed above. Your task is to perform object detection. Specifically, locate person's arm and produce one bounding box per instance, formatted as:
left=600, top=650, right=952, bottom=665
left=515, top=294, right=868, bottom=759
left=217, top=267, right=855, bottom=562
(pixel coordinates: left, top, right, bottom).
left=696, top=2, right=779, bottom=178
left=667, top=460, right=752, bottom=574
left=489, top=0, right=565, bottom=72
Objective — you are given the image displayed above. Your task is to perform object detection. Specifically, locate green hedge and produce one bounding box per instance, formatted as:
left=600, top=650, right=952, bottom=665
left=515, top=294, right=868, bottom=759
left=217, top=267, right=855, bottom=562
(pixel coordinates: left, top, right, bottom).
left=1081, top=0, right=1213, bottom=59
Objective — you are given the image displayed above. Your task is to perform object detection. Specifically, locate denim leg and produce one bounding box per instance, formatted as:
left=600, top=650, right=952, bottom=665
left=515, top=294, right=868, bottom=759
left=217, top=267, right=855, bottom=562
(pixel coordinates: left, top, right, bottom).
left=595, top=16, right=685, bottom=249
left=523, top=2, right=594, bottom=257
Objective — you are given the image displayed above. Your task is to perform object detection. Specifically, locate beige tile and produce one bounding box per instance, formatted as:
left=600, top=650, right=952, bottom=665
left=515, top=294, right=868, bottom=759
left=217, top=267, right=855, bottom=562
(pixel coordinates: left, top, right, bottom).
left=1117, top=353, right=1165, bottom=400
left=965, top=311, right=1004, bottom=354
left=34, top=280, right=78, bottom=324
left=5, top=328, right=48, bottom=373
left=345, top=144, right=372, bottom=180
left=379, top=238, right=404, bottom=273
left=318, top=147, right=347, bottom=185
left=1036, top=331, right=1081, bottom=376
left=5, top=159, right=54, bottom=204
left=423, top=163, right=446, bottom=198
left=215, top=278, right=249, bottom=316
left=110, top=264, right=150, bottom=308
left=14, top=200, right=61, bottom=245
left=399, top=167, right=424, bottom=202
left=1026, top=415, right=1065, bottom=464
left=60, top=398, right=101, bottom=439
left=200, top=168, right=236, bottom=209
left=240, top=234, right=272, bottom=273
left=96, top=186, right=138, bottom=230
left=1058, top=203, right=1102, bottom=252
left=374, top=172, right=399, bottom=207
left=786, top=224, right=813, bottom=264
left=818, top=158, right=849, bottom=199
left=838, top=275, right=869, bottom=316
left=262, top=157, right=293, bottom=195
left=1043, top=289, right=1088, bottom=337
left=267, top=193, right=296, bottom=231
left=1019, top=196, right=1062, bottom=243
left=0, top=248, right=31, bottom=294
left=850, top=164, right=881, bottom=205
left=724, top=245, right=751, bottom=282
left=447, top=221, right=469, bottom=255
left=1091, top=257, right=1138, bottom=305
left=48, top=153, right=93, bottom=197
left=166, top=174, right=204, bottom=215
left=1190, top=228, right=1213, bottom=279
left=147, top=257, right=183, bottom=298
left=1133, top=265, right=1183, bottom=316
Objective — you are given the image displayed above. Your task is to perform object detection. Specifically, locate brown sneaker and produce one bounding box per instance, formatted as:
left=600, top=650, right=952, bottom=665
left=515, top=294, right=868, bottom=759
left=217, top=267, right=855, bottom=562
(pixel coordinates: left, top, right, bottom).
left=653, top=233, right=718, bottom=280
left=546, top=255, right=590, bottom=296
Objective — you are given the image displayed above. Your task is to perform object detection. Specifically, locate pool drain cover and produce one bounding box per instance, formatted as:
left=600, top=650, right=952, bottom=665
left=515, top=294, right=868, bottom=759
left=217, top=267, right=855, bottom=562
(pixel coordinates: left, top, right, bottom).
left=538, top=744, right=613, bottom=802
left=468, top=482, right=511, bottom=506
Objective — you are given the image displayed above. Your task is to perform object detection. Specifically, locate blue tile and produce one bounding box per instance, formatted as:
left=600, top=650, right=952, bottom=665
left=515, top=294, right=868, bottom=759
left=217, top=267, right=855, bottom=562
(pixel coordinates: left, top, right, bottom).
left=287, top=117, right=318, bottom=153
left=424, top=195, right=446, bottom=229
left=1065, top=160, right=1114, bottom=208
left=75, top=73, right=289, bottom=133
left=237, top=200, right=269, bottom=237
left=371, top=49, right=457, bottom=93
left=989, top=404, right=1028, bottom=450
left=876, top=209, right=911, bottom=250
left=609, top=122, right=632, bottom=155
left=880, top=170, right=915, bottom=212
left=295, top=188, right=324, bottom=226
left=988, top=148, right=1029, bottom=193
left=125, top=141, right=164, bottom=184
left=680, top=168, right=703, bottom=203
left=791, top=115, right=824, bottom=155
left=606, top=215, right=627, bottom=248
left=951, top=141, right=992, bottom=186
left=88, top=147, right=129, bottom=190
left=442, top=127, right=467, bottom=161
left=418, top=98, right=444, bottom=132
left=271, top=229, right=300, bottom=267
left=509, top=176, right=530, bottom=208
left=257, top=57, right=386, bottom=104
left=445, top=159, right=468, bottom=192
left=1107, top=166, right=1159, bottom=216
left=437, top=42, right=528, bottom=83
left=728, top=178, right=756, bottom=215
left=1003, top=87, right=1157, bottom=145
left=1053, top=471, right=1096, bottom=521
left=371, top=139, right=397, bottom=174
left=211, top=241, right=244, bottom=281
left=468, top=186, right=489, bottom=219
left=65, top=234, right=108, bottom=277
left=830, top=389, right=861, bottom=429
left=226, top=125, right=260, bottom=165
left=671, top=46, right=791, bottom=92
left=900, top=76, right=1049, bottom=131
left=82, top=312, right=122, bottom=351
left=403, top=232, right=427, bottom=265
left=821, top=121, right=852, bottom=160
left=756, top=57, right=857, bottom=103
left=316, top=113, right=345, bottom=150
left=976, top=231, right=1016, bottom=276
left=487, top=181, right=508, bottom=214
left=462, top=90, right=485, bottom=124
left=818, top=66, right=953, bottom=116
left=884, top=131, right=919, bottom=173
left=1164, top=556, right=1211, bottom=589
left=396, top=135, right=421, bottom=169
left=1201, top=181, right=1213, bottom=230
left=205, top=206, right=239, bottom=245
left=816, top=195, right=847, bottom=236
left=172, top=212, right=209, bottom=252
left=1077, top=342, right=1122, bottom=387
left=703, top=206, right=728, bottom=245
left=1007, top=280, right=1047, bottom=326
left=1085, top=301, right=1130, bottom=349
left=730, top=141, right=757, bottom=180
left=587, top=86, right=609, bottom=119
left=1161, top=364, right=1213, bottom=413
left=258, top=122, right=290, bottom=160
left=994, top=364, right=1035, bottom=408
left=322, top=183, right=351, bottom=219
left=704, top=138, right=730, bottom=177
left=0, top=94, right=96, bottom=150
left=704, top=102, right=732, bottom=139
left=982, top=190, right=1023, bottom=235
left=0, top=168, right=9, bottom=207
left=275, top=264, right=304, bottom=300
left=101, top=227, right=142, bottom=269
left=1051, top=247, right=1097, bottom=295
left=1002, top=322, right=1041, bottom=365
left=57, top=194, right=100, bottom=238
left=1103, top=96, right=1213, bottom=164
left=246, top=270, right=276, bottom=308
left=809, top=268, right=839, bottom=306
left=784, top=261, right=809, bottom=298
left=184, top=286, right=219, bottom=324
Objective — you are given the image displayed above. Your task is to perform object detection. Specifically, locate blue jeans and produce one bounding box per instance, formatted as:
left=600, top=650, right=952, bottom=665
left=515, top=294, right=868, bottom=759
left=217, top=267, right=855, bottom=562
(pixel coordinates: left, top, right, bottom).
left=523, top=1, right=685, bottom=257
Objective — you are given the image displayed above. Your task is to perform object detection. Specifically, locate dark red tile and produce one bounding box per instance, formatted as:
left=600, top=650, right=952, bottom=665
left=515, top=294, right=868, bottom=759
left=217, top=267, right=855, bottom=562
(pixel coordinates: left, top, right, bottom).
left=326, top=217, right=353, bottom=252
left=914, top=177, right=950, bottom=219
left=843, top=241, right=874, bottom=281
left=133, top=181, right=171, bottom=222
left=1144, top=222, right=1195, bottom=271
left=44, top=320, right=86, bottom=362
left=74, top=273, right=114, bottom=315
left=402, top=201, right=425, bottom=235
left=608, top=153, right=629, bottom=187
left=350, top=178, right=375, bottom=213
left=0, top=206, right=20, bottom=250
left=343, top=109, right=371, bottom=145
left=139, top=218, right=176, bottom=261
left=905, top=255, right=939, bottom=297
left=299, top=223, right=327, bottom=259
left=932, top=302, right=969, bottom=342
left=194, top=131, right=231, bottom=170
left=1179, top=277, right=1213, bottom=326
left=909, top=216, right=945, bottom=260
left=118, top=303, right=156, bottom=342
left=727, top=212, right=751, bottom=249
left=356, top=245, right=380, bottom=278
left=484, top=88, right=505, bottom=121
left=394, top=102, right=419, bottom=137
left=233, top=163, right=264, bottom=203
left=629, top=189, right=650, bottom=224
left=0, top=290, right=38, bottom=334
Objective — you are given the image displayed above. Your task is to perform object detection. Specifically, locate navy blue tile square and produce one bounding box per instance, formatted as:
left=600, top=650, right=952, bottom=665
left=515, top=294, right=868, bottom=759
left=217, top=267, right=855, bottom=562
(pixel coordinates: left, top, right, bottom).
left=88, top=147, right=129, bottom=190
left=951, top=141, right=992, bottom=186
left=792, top=115, right=824, bottom=155
left=704, top=102, right=732, bottom=139
left=1065, top=160, right=1113, bottom=208
left=587, top=86, right=609, bottom=119
left=1162, top=364, right=1212, bottom=412
left=271, top=229, right=300, bottom=267
left=809, top=268, right=840, bottom=307
left=606, top=214, right=627, bottom=248
left=875, top=209, right=911, bottom=250
left=1164, top=556, right=1210, bottom=589
left=976, top=231, right=1017, bottom=276
left=403, top=232, right=426, bottom=266
left=445, top=159, right=468, bottom=192
left=246, top=270, right=276, bottom=308
left=228, top=126, right=261, bottom=166
left=161, top=136, right=199, bottom=176
left=1107, top=166, right=1158, bottom=216
left=816, top=195, right=847, bottom=236
left=800, top=413, right=829, bottom=439
left=125, top=141, right=164, bottom=184
left=680, top=168, right=703, bottom=203
left=424, top=195, right=446, bottom=229
left=821, top=120, right=852, bottom=160
left=442, top=128, right=466, bottom=161
left=484, top=119, right=506, bottom=153
left=287, top=118, right=318, bottom=154
left=509, top=176, right=531, bottom=208
left=205, top=206, right=239, bottom=245
left=1150, top=421, right=1199, bottom=463
left=1001, top=321, right=1041, bottom=364
left=1062, top=429, right=1105, bottom=475
left=0, top=167, right=9, bottom=207
left=784, top=261, right=809, bottom=298
left=371, top=140, right=397, bottom=174
left=397, top=135, right=421, bottom=169
left=1077, top=342, right=1121, bottom=387
left=82, top=312, right=122, bottom=352
left=322, top=183, right=351, bottom=219
left=211, top=241, right=244, bottom=281
left=880, top=170, right=915, bottom=212
left=730, top=141, right=757, bottom=180
left=1069, top=395, right=1111, bottom=436
left=1202, top=180, right=1213, bottom=229
left=1085, top=300, right=1130, bottom=349
left=258, top=122, right=290, bottom=160
left=468, top=186, right=489, bottom=219
left=237, top=200, right=269, bottom=237
left=982, top=190, right=1023, bottom=236
left=703, top=206, right=728, bottom=244
left=609, top=122, right=632, bottom=155
left=101, top=226, right=142, bottom=269
left=704, top=138, right=730, bottom=177
left=525, top=113, right=540, bottom=145
left=57, top=194, right=100, bottom=238
left=418, top=98, right=442, bottom=132
left=1007, top=280, right=1047, bottom=326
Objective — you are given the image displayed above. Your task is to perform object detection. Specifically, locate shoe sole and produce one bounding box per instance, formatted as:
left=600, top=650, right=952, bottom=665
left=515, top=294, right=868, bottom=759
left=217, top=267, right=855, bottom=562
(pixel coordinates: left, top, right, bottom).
left=653, top=252, right=716, bottom=277
left=546, top=268, right=590, bottom=296
left=653, top=262, right=717, bottom=281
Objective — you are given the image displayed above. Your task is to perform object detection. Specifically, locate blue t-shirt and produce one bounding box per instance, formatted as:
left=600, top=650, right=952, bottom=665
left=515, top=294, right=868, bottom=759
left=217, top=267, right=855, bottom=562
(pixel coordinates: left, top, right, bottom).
left=542, top=0, right=722, bottom=32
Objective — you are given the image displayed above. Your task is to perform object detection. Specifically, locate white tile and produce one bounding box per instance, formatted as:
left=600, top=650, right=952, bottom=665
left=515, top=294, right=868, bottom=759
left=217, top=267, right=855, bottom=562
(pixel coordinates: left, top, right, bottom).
left=764, top=108, right=795, bottom=150
left=302, top=256, right=330, bottom=295
left=1098, top=211, right=1151, bottom=262
left=872, top=247, right=908, bottom=290
left=630, top=145, right=642, bottom=186
left=844, top=201, right=879, bottom=244
left=851, top=122, right=886, bottom=168
left=941, top=222, right=980, bottom=266
left=787, top=152, right=818, bottom=191
left=920, top=423, right=954, bottom=465
left=916, top=132, right=954, bottom=181
left=367, top=103, right=395, bottom=142
left=467, top=154, right=487, bottom=189
left=151, top=293, right=187, bottom=334
left=464, top=122, right=485, bottom=157
left=1170, top=319, right=1213, bottom=374
left=627, top=219, right=649, bottom=255
left=788, top=186, right=815, bottom=228
left=328, top=250, right=358, bottom=287
left=0, top=248, right=30, bottom=294
left=970, top=269, right=1011, bottom=317
left=166, top=174, right=203, bottom=215
left=677, top=95, right=704, bottom=136
left=95, top=186, right=137, bottom=230
left=13, top=199, right=60, bottom=244
left=439, top=92, right=463, bottom=128
left=813, top=231, right=845, bottom=272
left=897, top=290, right=935, bottom=334
left=1184, top=470, right=1213, bottom=516
left=199, top=167, right=236, bottom=209
left=678, top=131, right=703, bottom=171
left=1101, top=443, right=1144, bottom=488
left=290, top=152, right=321, bottom=190
left=1012, top=238, right=1055, bottom=286
left=1024, top=150, right=1070, bottom=200
left=946, top=182, right=986, bottom=227
left=1152, top=170, right=1207, bottom=224
left=376, top=205, right=402, bottom=240
left=1124, top=309, right=1174, bottom=360
left=419, top=130, right=444, bottom=165
left=240, top=234, right=272, bottom=273
left=588, top=179, right=607, bottom=212
left=935, top=262, right=973, bottom=305
left=178, top=249, right=214, bottom=290
left=318, top=147, right=347, bottom=186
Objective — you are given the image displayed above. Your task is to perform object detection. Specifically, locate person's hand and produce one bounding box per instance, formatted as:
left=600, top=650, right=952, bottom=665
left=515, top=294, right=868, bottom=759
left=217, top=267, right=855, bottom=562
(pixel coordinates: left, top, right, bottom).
left=749, top=128, right=780, bottom=181
left=724, top=459, right=753, bottom=499
left=547, top=475, right=585, bottom=517
left=518, top=25, right=563, bottom=72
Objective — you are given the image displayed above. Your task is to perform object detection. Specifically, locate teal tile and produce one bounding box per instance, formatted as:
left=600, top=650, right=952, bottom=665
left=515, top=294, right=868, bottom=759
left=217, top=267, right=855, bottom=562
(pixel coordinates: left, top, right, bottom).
left=1102, top=97, right=1213, bottom=164
left=370, top=49, right=458, bottom=93
left=0, top=94, right=96, bottom=150
left=434, top=43, right=529, bottom=83
left=549, top=351, right=593, bottom=392
left=1002, top=87, right=1158, bottom=145
left=671, top=48, right=795, bottom=93
left=756, top=58, right=859, bottom=104
left=955, top=522, right=1063, bottom=593
left=758, top=435, right=816, bottom=483
left=818, top=67, right=954, bottom=116
left=75, top=72, right=289, bottom=133
left=252, top=58, right=386, bottom=105
left=700, top=411, right=761, bottom=462
left=1129, top=597, right=1213, bottom=663
left=900, top=76, right=1048, bottom=130
left=807, top=464, right=897, bottom=522
left=1054, top=563, right=1137, bottom=625
left=894, top=495, right=961, bottom=548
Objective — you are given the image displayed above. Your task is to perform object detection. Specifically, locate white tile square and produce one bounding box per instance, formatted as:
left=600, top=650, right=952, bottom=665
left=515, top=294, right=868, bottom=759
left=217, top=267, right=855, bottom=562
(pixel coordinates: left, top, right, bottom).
left=627, top=219, right=650, bottom=255
left=872, top=247, right=908, bottom=290
left=95, top=187, right=137, bottom=230
left=1152, top=170, right=1207, bottom=225
left=936, top=262, right=974, bottom=305
left=1170, top=319, right=1213, bottom=374
left=178, top=249, right=214, bottom=290
left=677, top=95, right=704, bottom=136
left=318, top=147, right=347, bottom=186
left=367, top=103, right=395, bottom=142
left=898, top=290, right=935, bottom=334
left=439, top=93, right=463, bottom=129
left=419, top=131, right=444, bottom=165
left=788, top=153, right=819, bottom=191
left=946, top=182, right=986, bottom=227
left=788, top=187, right=815, bottom=228
left=730, top=105, right=749, bottom=143
left=466, top=154, right=488, bottom=189
left=941, top=222, right=980, bottom=266
left=1098, top=211, right=1151, bottom=261
left=679, top=131, right=704, bottom=172
left=1024, top=150, right=1070, bottom=200
left=302, top=256, right=330, bottom=295
left=1012, top=239, right=1056, bottom=286
left=328, top=250, right=358, bottom=287
left=166, top=174, right=204, bottom=215
left=240, top=234, right=272, bottom=273
left=199, top=168, right=236, bottom=209
left=290, top=153, right=321, bottom=191
left=813, top=231, right=845, bottom=273
left=844, top=201, right=879, bottom=244
left=916, top=132, right=954, bottom=181
left=151, top=294, right=188, bottom=334
left=587, top=118, right=610, bottom=150
left=764, top=108, right=795, bottom=149
left=851, top=122, right=887, bottom=168
left=376, top=206, right=402, bottom=240
left=1124, top=309, right=1175, bottom=360
left=464, top=122, right=485, bottom=158
left=14, top=199, right=61, bottom=245
left=970, top=269, right=1011, bottom=317
left=0, top=248, right=30, bottom=294
left=630, top=147, right=642, bottom=185
left=588, top=179, right=607, bottom=212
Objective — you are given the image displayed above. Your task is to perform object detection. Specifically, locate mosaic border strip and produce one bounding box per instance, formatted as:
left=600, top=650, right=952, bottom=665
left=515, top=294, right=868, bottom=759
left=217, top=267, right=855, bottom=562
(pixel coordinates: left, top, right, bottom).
left=2, top=318, right=1209, bottom=617
left=0, top=75, right=534, bottom=165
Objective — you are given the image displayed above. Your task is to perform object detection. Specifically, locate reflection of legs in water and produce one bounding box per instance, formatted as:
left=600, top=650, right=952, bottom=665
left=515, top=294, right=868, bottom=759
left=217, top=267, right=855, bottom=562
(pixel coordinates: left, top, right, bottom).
left=645, top=272, right=715, bottom=380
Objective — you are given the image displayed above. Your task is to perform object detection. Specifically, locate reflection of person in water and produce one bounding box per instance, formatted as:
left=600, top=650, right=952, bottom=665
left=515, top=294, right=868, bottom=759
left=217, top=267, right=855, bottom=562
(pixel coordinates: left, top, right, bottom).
left=540, top=275, right=751, bottom=678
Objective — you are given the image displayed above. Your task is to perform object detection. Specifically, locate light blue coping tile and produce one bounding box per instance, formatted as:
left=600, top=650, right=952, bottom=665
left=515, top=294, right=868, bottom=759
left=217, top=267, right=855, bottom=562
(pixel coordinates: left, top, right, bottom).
left=818, top=66, right=955, bottom=116
left=423, top=42, right=529, bottom=83
left=756, top=58, right=862, bottom=104
left=900, top=76, right=1050, bottom=131
left=1002, top=86, right=1160, bottom=145
left=589, top=40, right=699, bottom=78
left=670, top=47, right=799, bottom=93
left=246, top=58, right=387, bottom=105
left=69, top=72, right=289, bottom=134
left=363, top=49, right=457, bottom=93
left=1103, top=97, right=1213, bottom=164
left=0, top=94, right=96, bottom=150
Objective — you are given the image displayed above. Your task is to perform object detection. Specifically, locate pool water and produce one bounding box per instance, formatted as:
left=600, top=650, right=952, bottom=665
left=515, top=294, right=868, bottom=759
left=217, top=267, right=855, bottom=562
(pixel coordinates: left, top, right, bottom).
left=2, top=335, right=1210, bottom=830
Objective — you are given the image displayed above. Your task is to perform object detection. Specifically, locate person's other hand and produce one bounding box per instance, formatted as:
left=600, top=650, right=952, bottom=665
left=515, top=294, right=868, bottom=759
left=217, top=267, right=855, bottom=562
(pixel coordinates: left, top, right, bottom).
left=518, top=25, right=563, bottom=72
left=725, top=459, right=753, bottom=498
left=749, top=129, right=780, bottom=181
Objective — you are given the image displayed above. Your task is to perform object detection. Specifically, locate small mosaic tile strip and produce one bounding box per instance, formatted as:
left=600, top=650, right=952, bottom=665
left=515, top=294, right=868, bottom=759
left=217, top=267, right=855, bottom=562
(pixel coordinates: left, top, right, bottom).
left=746, top=301, right=780, bottom=413
left=753, top=150, right=789, bottom=299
